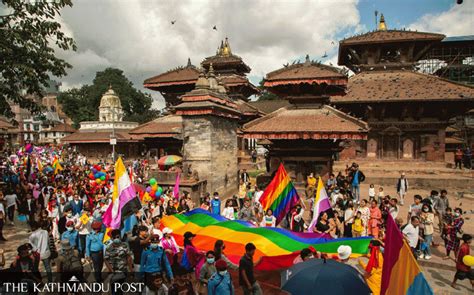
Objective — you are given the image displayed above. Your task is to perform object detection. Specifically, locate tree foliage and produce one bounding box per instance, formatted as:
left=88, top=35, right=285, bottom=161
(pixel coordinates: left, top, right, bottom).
left=57, top=68, right=159, bottom=128
left=256, top=79, right=280, bottom=101
left=0, top=0, right=76, bottom=118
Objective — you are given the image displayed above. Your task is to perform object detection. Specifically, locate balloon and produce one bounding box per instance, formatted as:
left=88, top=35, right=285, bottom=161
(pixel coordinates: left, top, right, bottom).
left=96, top=179, right=102, bottom=184
left=89, top=174, right=95, bottom=180
left=149, top=178, right=157, bottom=185
left=463, top=255, right=474, bottom=267
left=155, top=191, right=161, bottom=197
left=152, top=184, right=158, bottom=191
left=91, top=168, right=97, bottom=174
left=146, top=186, right=152, bottom=193
left=100, top=175, right=106, bottom=181
left=157, top=186, right=163, bottom=194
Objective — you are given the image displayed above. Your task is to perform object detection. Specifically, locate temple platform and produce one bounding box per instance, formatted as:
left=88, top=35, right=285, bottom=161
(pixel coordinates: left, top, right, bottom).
left=333, top=159, right=474, bottom=191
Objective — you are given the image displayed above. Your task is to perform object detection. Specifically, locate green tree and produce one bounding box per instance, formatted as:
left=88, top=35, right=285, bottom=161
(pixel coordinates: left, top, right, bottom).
left=0, top=0, right=76, bottom=118
left=256, top=79, right=280, bottom=101
left=57, top=67, right=158, bottom=126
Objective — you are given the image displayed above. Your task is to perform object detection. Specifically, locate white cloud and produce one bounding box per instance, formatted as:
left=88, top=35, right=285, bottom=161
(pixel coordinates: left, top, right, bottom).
left=409, top=2, right=474, bottom=36
left=53, top=0, right=363, bottom=110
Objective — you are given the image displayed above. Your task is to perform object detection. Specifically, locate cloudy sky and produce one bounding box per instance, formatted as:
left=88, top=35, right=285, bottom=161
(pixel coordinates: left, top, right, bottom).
left=49, top=0, right=474, bottom=109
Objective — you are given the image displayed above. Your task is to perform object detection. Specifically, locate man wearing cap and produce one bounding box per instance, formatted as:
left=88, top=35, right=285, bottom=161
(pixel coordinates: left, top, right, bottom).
left=86, top=221, right=104, bottom=282
left=396, top=172, right=408, bottom=206
left=104, top=229, right=133, bottom=295
left=337, top=245, right=363, bottom=274
left=208, top=259, right=234, bottom=295
left=61, top=220, right=79, bottom=250
left=140, top=234, right=173, bottom=292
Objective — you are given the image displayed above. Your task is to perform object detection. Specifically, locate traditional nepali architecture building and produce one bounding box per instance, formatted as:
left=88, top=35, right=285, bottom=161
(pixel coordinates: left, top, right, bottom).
left=174, top=66, right=242, bottom=194
left=243, top=55, right=368, bottom=181
left=138, top=39, right=263, bottom=163
left=62, top=87, right=139, bottom=159
left=332, top=17, right=474, bottom=161
left=144, top=38, right=258, bottom=107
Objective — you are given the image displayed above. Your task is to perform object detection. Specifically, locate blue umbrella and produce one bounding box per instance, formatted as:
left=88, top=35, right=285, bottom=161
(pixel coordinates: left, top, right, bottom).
left=281, top=258, right=371, bottom=295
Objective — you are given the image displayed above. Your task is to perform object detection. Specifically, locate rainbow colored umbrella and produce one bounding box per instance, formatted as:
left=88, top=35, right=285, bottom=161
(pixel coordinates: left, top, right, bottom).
left=157, top=155, right=182, bottom=169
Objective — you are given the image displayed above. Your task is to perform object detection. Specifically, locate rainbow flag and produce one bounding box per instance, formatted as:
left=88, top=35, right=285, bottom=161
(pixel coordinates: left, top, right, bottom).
left=161, top=209, right=371, bottom=270
left=259, top=163, right=300, bottom=224
left=307, top=177, right=332, bottom=232
left=103, top=157, right=141, bottom=230
left=381, top=215, right=433, bottom=295
left=52, top=156, right=63, bottom=174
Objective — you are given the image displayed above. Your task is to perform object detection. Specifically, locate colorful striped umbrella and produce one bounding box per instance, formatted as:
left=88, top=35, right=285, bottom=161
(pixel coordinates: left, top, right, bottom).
left=157, top=155, right=182, bottom=169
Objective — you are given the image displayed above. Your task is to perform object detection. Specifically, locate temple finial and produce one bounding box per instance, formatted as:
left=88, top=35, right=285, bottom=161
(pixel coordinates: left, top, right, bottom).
left=378, top=13, right=387, bottom=31
left=187, top=58, right=192, bottom=67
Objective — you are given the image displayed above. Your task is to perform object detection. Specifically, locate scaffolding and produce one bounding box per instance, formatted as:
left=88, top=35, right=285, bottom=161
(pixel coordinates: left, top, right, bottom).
left=417, top=36, right=474, bottom=86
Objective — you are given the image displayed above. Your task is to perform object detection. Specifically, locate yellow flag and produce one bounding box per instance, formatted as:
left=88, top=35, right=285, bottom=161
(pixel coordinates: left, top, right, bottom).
left=79, top=213, right=90, bottom=225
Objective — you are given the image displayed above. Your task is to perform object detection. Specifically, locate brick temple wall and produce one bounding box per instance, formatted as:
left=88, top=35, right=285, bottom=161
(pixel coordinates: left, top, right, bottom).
left=182, top=116, right=239, bottom=195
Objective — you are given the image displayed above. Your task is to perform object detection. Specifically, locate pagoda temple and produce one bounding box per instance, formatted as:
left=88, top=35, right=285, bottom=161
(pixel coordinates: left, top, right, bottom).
left=243, top=55, right=368, bottom=181
left=332, top=15, right=474, bottom=161
left=143, top=38, right=259, bottom=106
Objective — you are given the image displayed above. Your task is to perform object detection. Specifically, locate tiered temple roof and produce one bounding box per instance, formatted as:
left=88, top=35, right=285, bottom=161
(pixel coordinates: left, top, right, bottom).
left=174, top=65, right=242, bottom=119
left=144, top=38, right=258, bottom=104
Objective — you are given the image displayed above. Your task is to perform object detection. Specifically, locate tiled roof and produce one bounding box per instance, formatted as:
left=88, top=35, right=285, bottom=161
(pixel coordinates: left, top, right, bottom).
left=144, top=66, right=200, bottom=85
left=243, top=105, right=368, bottom=139
left=49, top=123, right=76, bottom=133
left=201, top=55, right=251, bottom=73
left=340, top=30, right=445, bottom=45
left=266, top=62, right=346, bottom=82
left=235, top=100, right=264, bottom=116
left=62, top=131, right=136, bottom=143
left=248, top=100, right=291, bottom=114
left=129, top=115, right=182, bottom=135
left=331, top=70, right=474, bottom=103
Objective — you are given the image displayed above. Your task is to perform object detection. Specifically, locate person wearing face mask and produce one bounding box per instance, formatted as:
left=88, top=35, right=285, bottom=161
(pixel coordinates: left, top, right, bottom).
left=444, top=208, right=465, bottom=260
left=85, top=221, right=104, bottom=282
left=61, top=220, right=79, bottom=250
left=420, top=204, right=434, bottom=260
left=198, top=251, right=217, bottom=294
left=104, top=230, right=133, bottom=295
left=207, top=259, right=234, bottom=295
left=140, top=235, right=173, bottom=293
left=57, top=206, right=74, bottom=235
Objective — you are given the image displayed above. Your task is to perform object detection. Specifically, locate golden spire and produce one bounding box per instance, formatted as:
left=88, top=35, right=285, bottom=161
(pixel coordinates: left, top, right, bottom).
left=378, top=13, right=387, bottom=31
left=222, top=37, right=231, bottom=56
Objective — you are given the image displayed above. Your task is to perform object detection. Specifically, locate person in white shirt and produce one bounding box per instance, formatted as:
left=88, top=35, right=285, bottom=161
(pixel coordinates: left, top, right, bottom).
left=5, top=191, right=18, bottom=225
left=368, top=184, right=375, bottom=202
left=222, top=200, right=235, bottom=220
left=402, top=216, right=422, bottom=259
left=389, top=198, right=399, bottom=219
left=29, top=220, right=52, bottom=282
left=260, top=209, right=276, bottom=227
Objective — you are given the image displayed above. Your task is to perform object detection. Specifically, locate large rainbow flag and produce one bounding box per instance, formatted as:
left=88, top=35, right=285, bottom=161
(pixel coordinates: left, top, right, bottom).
left=103, top=157, right=141, bottom=230
left=381, top=215, right=433, bottom=295
left=161, top=209, right=371, bottom=271
left=259, top=163, right=300, bottom=224
left=52, top=156, right=63, bottom=174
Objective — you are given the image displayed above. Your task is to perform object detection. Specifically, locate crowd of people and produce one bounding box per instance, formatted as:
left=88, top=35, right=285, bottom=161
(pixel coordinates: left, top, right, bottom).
left=0, top=147, right=472, bottom=293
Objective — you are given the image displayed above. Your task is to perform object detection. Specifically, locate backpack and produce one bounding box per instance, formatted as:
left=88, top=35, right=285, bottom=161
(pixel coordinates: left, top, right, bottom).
left=62, top=250, right=83, bottom=273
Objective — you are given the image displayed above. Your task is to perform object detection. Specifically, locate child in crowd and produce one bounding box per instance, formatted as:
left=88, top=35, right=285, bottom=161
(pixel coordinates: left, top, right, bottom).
left=368, top=184, right=375, bottom=202
left=352, top=211, right=364, bottom=237
left=377, top=187, right=384, bottom=205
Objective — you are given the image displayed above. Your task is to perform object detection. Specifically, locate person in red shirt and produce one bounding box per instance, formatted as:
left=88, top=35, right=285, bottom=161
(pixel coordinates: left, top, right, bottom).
left=451, top=234, right=473, bottom=290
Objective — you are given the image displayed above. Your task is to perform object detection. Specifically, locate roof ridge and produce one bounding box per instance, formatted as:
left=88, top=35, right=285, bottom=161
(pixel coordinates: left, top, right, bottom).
left=323, top=105, right=368, bottom=129
left=243, top=106, right=289, bottom=129
left=341, top=29, right=445, bottom=42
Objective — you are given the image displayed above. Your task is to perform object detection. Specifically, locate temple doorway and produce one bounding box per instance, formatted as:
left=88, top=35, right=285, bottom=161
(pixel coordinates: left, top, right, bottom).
left=381, top=126, right=402, bottom=159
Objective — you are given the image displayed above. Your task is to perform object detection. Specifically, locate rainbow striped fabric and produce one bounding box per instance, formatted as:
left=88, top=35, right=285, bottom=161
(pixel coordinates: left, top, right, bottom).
left=161, top=209, right=372, bottom=270
left=259, top=163, right=300, bottom=224
left=52, top=156, right=63, bottom=174
left=381, top=215, right=433, bottom=295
